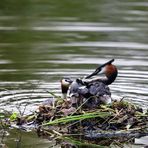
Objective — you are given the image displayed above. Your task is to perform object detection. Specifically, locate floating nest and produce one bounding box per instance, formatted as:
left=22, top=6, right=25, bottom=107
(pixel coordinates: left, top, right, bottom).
left=35, top=99, right=148, bottom=135
left=1, top=95, right=148, bottom=147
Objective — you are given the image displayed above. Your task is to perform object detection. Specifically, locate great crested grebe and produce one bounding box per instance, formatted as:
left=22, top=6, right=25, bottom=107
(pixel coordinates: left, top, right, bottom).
left=61, top=59, right=118, bottom=106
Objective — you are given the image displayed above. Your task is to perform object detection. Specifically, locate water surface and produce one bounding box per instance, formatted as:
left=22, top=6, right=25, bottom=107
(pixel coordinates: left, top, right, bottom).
left=0, top=0, right=148, bottom=147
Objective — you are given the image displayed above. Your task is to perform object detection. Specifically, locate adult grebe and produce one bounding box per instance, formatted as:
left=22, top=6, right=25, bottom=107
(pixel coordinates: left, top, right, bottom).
left=61, top=59, right=118, bottom=107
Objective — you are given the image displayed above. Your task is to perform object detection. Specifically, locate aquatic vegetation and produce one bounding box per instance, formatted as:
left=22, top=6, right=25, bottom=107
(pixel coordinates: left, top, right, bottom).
left=35, top=96, right=148, bottom=147
left=0, top=92, right=148, bottom=147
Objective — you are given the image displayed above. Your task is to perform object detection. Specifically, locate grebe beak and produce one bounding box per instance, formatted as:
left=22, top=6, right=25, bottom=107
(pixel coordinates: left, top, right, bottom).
left=85, top=59, right=114, bottom=79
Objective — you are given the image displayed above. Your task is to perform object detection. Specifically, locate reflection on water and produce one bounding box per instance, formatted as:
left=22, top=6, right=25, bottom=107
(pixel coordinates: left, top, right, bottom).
left=0, top=0, right=148, bottom=147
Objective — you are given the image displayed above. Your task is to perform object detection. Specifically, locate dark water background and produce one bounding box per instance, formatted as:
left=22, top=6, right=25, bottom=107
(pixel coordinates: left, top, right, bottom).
left=0, top=0, right=148, bottom=147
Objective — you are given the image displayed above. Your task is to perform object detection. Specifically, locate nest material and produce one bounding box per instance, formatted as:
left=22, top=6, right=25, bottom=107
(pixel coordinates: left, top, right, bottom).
left=34, top=99, right=148, bottom=138
left=2, top=97, right=147, bottom=147
left=30, top=99, right=147, bottom=147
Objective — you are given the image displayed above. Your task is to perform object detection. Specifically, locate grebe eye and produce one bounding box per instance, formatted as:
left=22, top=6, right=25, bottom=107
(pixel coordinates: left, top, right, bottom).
left=65, top=78, right=70, bottom=81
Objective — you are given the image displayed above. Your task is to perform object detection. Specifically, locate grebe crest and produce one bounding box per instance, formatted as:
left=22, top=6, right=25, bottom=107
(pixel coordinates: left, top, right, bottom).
left=99, top=63, right=118, bottom=85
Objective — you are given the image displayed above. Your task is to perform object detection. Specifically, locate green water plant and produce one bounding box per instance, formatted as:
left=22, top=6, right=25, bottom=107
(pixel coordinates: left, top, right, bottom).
left=42, top=111, right=111, bottom=126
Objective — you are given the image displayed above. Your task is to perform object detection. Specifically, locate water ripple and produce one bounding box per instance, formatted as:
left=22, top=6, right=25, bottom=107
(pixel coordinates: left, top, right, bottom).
left=56, top=42, right=148, bottom=49
left=32, top=26, right=136, bottom=32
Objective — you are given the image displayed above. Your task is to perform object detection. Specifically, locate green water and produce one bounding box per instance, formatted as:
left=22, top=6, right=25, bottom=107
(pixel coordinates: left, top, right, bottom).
left=0, top=0, right=148, bottom=147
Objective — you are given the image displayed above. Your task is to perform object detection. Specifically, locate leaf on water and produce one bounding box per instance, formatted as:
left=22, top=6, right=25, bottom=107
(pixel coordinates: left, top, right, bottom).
left=10, top=112, right=19, bottom=121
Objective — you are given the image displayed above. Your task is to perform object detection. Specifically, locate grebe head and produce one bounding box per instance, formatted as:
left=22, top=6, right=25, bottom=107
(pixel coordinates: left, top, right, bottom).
left=86, top=59, right=118, bottom=85
left=61, top=78, right=73, bottom=99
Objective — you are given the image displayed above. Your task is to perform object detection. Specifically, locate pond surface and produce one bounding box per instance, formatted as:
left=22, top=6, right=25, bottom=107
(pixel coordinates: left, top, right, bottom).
left=0, top=0, right=148, bottom=147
